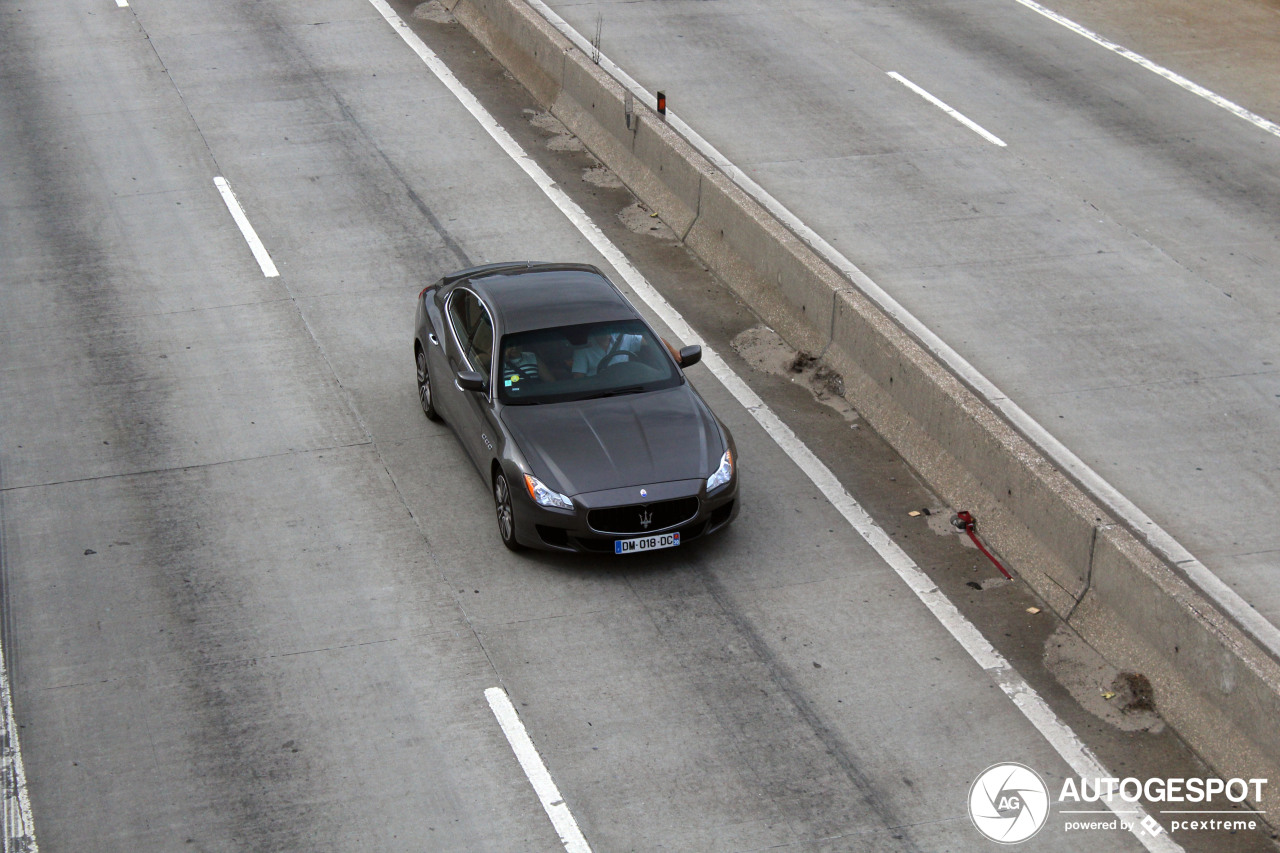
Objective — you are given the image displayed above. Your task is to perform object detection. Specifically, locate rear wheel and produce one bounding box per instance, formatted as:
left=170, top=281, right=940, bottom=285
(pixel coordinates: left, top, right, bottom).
left=416, top=346, right=440, bottom=421
left=493, top=472, right=522, bottom=551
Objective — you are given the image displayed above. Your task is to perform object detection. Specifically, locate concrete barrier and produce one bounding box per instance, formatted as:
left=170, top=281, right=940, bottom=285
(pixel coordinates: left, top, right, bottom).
left=1077, top=527, right=1280, bottom=804
left=561, top=49, right=710, bottom=238
left=450, top=0, right=567, bottom=105
left=444, top=0, right=1280, bottom=814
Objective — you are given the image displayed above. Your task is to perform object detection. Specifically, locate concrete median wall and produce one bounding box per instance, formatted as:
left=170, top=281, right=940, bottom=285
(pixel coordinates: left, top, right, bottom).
left=444, top=0, right=1280, bottom=812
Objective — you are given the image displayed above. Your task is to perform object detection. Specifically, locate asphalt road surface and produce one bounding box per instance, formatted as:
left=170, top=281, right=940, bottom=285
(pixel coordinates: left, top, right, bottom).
left=1, top=1, right=1276, bottom=851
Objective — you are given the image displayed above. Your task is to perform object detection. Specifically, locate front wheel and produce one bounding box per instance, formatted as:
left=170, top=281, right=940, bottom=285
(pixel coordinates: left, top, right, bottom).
left=416, top=346, right=440, bottom=421
left=494, top=472, right=522, bottom=551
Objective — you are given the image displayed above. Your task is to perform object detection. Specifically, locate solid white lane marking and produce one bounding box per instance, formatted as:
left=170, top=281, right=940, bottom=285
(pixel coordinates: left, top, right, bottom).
left=526, top=0, right=1280, bottom=662
left=484, top=687, right=592, bottom=853
left=116, top=0, right=129, bottom=8
left=1013, top=0, right=1280, bottom=139
left=370, top=4, right=1183, bottom=849
left=213, top=177, right=279, bottom=278
left=0, top=635, right=38, bottom=852
left=887, top=71, right=1008, bottom=147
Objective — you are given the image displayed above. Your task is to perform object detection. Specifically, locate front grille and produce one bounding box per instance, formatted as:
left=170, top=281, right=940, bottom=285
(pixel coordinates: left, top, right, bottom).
left=588, top=496, right=699, bottom=535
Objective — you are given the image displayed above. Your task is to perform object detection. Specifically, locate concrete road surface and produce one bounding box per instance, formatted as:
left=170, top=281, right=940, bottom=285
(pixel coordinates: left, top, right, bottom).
left=1, top=0, right=1275, bottom=851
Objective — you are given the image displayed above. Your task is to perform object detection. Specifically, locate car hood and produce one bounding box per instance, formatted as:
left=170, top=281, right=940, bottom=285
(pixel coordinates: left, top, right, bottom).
left=501, top=386, right=722, bottom=496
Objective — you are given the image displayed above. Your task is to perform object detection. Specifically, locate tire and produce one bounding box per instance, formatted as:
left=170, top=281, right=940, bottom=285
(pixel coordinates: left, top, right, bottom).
left=493, top=472, right=522, bottom=551
left=416, top=346, right=440, bottom=421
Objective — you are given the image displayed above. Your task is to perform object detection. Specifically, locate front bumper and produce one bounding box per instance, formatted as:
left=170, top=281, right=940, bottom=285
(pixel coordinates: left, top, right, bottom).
left=511, top=475, right=739, bottom=553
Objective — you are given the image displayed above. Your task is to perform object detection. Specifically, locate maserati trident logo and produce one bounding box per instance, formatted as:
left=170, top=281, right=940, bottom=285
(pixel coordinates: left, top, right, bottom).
left=639, top=508, right=653, bottom=529
left=969, top=763, right=1050, bottom=844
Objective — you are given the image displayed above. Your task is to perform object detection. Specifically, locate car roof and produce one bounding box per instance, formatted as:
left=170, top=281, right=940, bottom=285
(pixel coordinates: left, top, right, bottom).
left=460, top=264, right=640, bottom=335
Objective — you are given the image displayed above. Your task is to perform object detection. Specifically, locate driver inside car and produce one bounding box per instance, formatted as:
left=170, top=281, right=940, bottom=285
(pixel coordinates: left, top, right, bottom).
left=571, top=328, right=643, bottom=378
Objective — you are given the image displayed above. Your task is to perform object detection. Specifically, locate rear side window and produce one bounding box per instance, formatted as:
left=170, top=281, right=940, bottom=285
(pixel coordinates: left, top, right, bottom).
left=447, top=289, right=494, bottom=382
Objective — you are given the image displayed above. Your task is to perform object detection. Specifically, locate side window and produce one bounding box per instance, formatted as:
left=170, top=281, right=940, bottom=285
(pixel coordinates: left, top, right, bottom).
left=448, top=290, right=494, bottom=384
left=471, top=314, right=493, bottom=376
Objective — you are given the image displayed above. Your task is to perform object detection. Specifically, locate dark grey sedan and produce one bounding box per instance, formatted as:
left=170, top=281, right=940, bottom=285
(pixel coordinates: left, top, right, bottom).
left=413, top=262, right=738, bottom=553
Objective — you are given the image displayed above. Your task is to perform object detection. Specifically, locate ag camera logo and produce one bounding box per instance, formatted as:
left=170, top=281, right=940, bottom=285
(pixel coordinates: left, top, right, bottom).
left=969, top=762, right=1051, bottom=844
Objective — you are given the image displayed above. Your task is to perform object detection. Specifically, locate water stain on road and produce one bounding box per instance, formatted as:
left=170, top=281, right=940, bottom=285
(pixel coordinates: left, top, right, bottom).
left=1044, top=624, right=1165, bottom=733
left=731, top=325, right=858, bottom=422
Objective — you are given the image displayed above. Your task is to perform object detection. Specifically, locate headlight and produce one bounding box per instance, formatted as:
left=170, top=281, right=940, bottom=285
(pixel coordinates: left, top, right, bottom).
left=524, top=474, right=573, bottom=510
left=706, top=449, right=734, bottom=492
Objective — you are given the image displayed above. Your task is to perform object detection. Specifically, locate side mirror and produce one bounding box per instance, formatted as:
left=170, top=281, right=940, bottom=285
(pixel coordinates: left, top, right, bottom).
left=456, top=370, right=487, bottom=393
left=677, top=345, right=702, bottom=368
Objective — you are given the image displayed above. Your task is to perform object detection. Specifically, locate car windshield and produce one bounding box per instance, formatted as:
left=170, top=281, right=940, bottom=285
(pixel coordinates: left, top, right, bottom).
left=497, top=319, right=682, bottom=405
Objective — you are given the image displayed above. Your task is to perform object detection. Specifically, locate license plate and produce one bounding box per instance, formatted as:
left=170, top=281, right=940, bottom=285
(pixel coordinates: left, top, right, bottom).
left=614, top=532, right=680, bottom=554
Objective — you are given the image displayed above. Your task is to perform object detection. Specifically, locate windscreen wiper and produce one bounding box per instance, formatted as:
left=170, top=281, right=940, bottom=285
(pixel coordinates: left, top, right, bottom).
left=581, top=385, right=646, bottom=400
